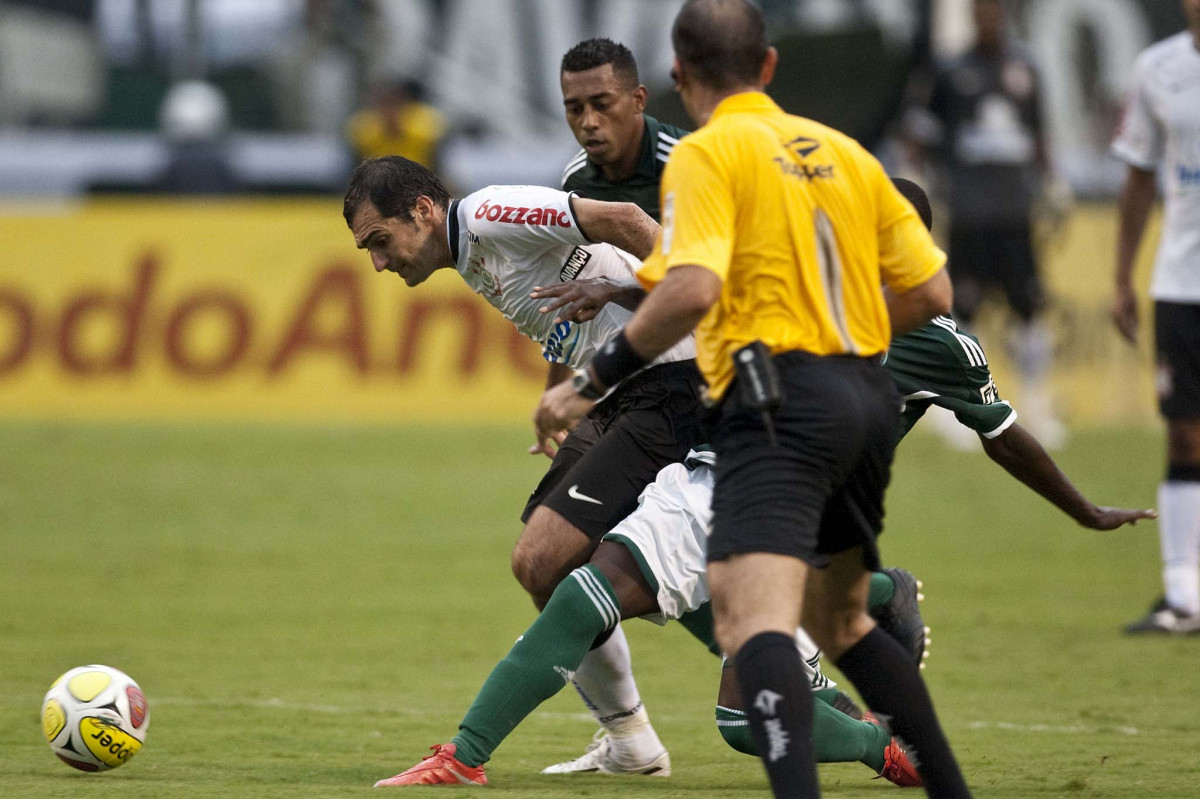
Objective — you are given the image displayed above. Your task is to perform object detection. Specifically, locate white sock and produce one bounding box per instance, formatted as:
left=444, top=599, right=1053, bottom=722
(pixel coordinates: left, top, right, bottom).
left=572, top=625, right=665, bottom=760
left=1158, top=481, right=1200, bottom=615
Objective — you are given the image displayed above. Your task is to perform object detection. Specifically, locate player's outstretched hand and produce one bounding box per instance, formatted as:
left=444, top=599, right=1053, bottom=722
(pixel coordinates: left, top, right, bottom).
left=531, top=279, right=618, bottom=324
left=533, top=381, right=594, bottom=458
left=1082, top=506, right=1157, bottom=530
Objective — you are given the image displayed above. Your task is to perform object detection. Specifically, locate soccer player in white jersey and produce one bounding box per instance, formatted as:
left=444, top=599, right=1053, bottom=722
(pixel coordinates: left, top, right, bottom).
left=343, top=155, right=706, bottom=774
left=1111, top=0, right=1200, bottom=635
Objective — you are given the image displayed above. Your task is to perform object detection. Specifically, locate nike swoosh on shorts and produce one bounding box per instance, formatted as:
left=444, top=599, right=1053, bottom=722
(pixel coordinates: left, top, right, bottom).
left=567, top=485, right=603, bottom=505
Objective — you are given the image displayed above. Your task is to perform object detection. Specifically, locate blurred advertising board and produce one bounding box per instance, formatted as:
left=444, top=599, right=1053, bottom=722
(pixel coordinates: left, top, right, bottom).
left=0, top=199, right=1161, bottom=426
left=0, top=200, right=547, bottom=424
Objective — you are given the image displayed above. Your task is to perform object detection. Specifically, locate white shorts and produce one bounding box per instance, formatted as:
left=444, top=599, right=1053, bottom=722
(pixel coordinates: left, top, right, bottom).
left=603, top=459, right=714, bottom=626
left=603, top=453, right=834, bottom=689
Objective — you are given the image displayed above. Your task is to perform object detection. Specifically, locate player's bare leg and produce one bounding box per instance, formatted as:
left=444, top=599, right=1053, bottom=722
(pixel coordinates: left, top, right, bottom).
left=511, top=506, right=598, bottom=609
left=806, top=548, right=971, bottom=797
left=709, top=551, right=819, bottom=796
left=1128, top=417, right=1200, bottom=633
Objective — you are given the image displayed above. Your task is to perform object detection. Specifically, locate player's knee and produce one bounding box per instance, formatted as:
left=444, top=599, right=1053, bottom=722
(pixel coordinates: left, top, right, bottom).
left=510, top=542, right=562, bottom=604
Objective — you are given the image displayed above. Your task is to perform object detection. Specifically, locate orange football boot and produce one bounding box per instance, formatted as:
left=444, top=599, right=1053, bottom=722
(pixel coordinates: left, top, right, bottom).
left=374, top=743, right=488, bottom=787
left=878, top=738, right=922, bottom=788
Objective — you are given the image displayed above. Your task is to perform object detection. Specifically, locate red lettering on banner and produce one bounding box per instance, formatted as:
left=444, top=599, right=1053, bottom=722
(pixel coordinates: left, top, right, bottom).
left=0, top=290, right=35, bottom=374
left=396, top=297, right=483, bottom=376
left=268, top=266, right=369, bottom=375
left=165, top=291, right=252, bottom=377
left=57, top=255, right=157, bottom=375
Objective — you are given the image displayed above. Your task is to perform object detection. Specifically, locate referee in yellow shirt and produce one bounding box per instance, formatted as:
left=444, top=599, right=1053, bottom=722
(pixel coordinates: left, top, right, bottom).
left=535, top=2, right=972, bottom=796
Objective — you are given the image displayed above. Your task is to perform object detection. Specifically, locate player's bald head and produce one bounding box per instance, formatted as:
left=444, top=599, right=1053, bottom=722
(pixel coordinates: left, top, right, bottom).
left=672, top=0, right=768, bottom=91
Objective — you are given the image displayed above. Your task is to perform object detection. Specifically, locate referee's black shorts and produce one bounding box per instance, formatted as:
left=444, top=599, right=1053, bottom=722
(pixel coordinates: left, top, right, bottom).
left=707, top=350, right=900, bottom=572
left=1155, top=300, right=1200, bottom=419
left=522, top=359, right=705, bottom=539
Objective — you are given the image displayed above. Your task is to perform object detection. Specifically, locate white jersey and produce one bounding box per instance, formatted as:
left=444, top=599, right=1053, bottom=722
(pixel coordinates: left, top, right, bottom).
left=1112, top=32, right=1200, bottom=303
left=448, top=185, right=695, bottom=368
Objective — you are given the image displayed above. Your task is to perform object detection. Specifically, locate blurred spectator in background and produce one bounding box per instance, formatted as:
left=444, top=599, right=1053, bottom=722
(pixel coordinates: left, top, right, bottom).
left=346, top=78, right=447, bottom=170
left=154, top=80, right=238, bottom=194
left=906, top=0, right=1066, bottom=448
left=265, top=0, right=375, bottom=135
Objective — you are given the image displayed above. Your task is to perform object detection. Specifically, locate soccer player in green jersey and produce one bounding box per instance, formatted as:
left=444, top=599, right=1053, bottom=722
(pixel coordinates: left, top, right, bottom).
left=559, top=38, right=688, bottom=223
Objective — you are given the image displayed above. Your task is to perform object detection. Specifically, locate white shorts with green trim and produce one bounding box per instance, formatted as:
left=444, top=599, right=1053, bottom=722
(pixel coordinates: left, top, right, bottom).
left=602, top=460, right=714, bottom=626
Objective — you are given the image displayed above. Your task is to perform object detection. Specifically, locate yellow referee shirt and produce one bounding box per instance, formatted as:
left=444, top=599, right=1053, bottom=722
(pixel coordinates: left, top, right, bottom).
left=638, top=92, right=945, bottom=401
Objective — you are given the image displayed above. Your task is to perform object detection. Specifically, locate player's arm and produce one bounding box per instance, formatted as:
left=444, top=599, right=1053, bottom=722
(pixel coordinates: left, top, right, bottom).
left=528, top=363, right=574, bottom=458
left=980, top=423, right=1156, bottom=530
left=532, top=264, right=719, bottom=448
left=569, top=197, right=660, bottom=260
left=1112, top=165, right=1157, bottom=344
left=531, top=277, right=647, bottom=323
left=885, top=268, right=953, bottom=337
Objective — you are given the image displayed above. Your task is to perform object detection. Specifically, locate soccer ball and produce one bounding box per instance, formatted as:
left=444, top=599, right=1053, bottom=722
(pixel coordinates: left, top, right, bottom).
left=41, top=665, right=149, bottom=772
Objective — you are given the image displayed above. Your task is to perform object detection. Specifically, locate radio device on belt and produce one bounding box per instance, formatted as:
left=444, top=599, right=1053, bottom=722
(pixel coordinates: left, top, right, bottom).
left=733, top=341, right=782, bottom=447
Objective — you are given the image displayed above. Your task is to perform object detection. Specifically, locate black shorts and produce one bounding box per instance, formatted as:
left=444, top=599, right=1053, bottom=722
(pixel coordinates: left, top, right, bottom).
left=1155, top=301, right=1200, bottom=419
left=948, top=222, right=1043, bottom=323
left=707, top=351, right=900, bottom=571
left=522, top=360, right=704, bottom=539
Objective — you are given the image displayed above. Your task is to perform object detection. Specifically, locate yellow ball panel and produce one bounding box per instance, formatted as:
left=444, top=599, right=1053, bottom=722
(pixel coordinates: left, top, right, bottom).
left=42, top=699, right=65, bottom=743
left=79, top=717, right=141, bottom=769
left=67, top=671, right=112, bottom=702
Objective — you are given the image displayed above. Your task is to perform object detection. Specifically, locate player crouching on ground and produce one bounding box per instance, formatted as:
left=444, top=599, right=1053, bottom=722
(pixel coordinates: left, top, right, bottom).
left=371, top=445, right=927, bottom=788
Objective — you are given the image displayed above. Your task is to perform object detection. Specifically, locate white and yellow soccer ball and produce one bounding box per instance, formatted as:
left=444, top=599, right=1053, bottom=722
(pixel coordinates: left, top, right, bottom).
left=41, top=665, right=149, bottom=772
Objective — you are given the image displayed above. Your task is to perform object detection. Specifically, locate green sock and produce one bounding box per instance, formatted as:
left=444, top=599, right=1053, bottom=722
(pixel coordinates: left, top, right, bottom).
left=676, top=605, right=721, bottom=656
left=867, top=570, right=895, bottom=611
left=715, top=696, right=889, bottom=770
left=451, top=565, right=619, bottom=767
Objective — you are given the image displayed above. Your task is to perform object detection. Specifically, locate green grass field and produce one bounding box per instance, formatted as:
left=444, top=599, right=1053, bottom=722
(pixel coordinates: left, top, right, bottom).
left=2, top=422, right=1197, bottom=798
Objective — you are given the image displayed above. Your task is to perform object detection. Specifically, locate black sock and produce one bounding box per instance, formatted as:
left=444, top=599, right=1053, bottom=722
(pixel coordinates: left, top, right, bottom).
left=835, top=627, right=972, bottom=798
left=735, top=632, right=818, bottom=799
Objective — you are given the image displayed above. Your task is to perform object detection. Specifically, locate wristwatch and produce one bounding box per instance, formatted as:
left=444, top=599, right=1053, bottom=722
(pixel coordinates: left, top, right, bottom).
left=570, top=367, right=606, bottom=400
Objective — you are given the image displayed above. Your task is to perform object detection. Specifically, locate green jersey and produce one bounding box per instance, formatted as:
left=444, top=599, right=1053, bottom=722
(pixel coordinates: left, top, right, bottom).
left=884, top=315, right=1016, bottom=441
left=561, top=114, right=689, bottom=222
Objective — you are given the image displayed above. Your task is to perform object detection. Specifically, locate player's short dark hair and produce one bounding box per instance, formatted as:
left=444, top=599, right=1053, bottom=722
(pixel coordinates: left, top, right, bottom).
left=561, top=38, right=639, bottom=88
left=891, top=177, right=934, bottom=232
left=343, top=156, right=450, bottom=227
left=672, top=0, right=768, bottom=91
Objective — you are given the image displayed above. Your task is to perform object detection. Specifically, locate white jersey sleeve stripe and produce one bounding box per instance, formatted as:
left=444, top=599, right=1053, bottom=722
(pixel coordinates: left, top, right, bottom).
left=931, top=316, right=985, bottom=367
left=657, top=131, right=681, bottom=146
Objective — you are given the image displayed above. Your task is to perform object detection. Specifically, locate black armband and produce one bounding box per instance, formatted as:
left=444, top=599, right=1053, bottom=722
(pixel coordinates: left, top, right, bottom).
left=590, top=330, right=649, bottom=389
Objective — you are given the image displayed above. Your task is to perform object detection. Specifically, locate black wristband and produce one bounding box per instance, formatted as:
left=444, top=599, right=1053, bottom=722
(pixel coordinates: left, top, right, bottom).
left=591, top=330, right=649, bottom=389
